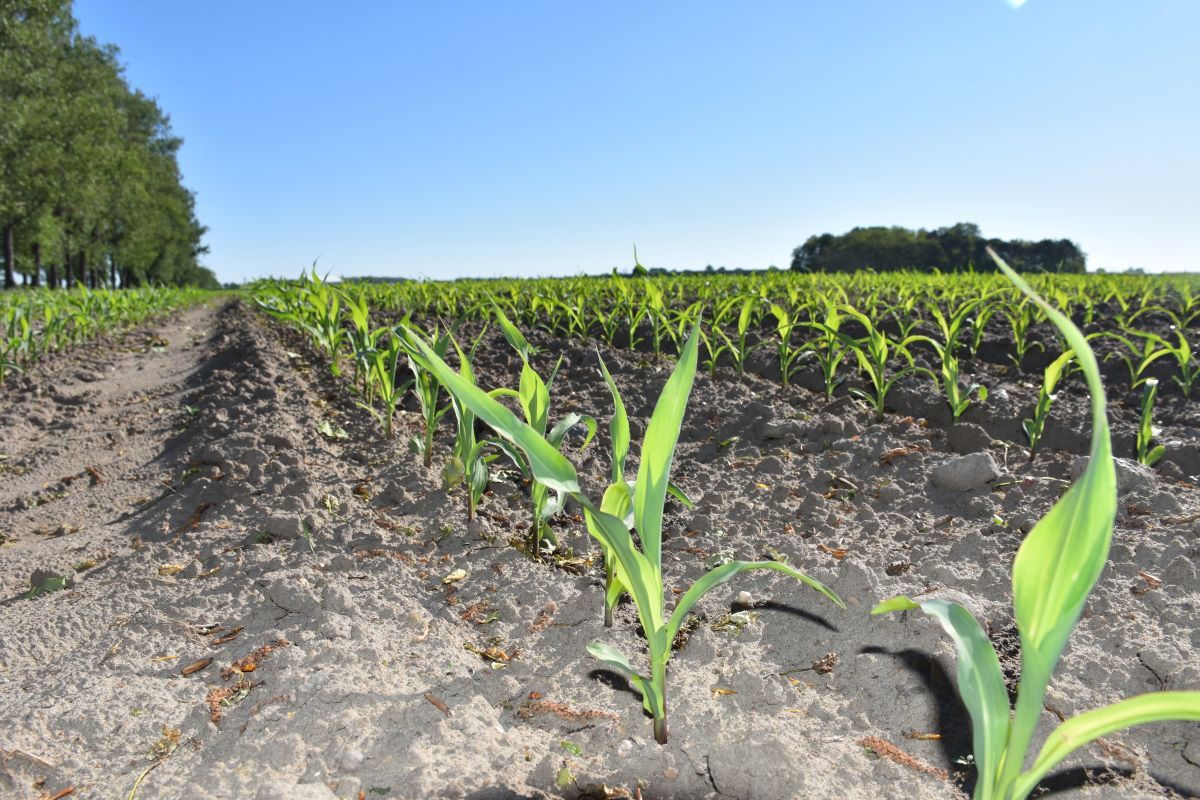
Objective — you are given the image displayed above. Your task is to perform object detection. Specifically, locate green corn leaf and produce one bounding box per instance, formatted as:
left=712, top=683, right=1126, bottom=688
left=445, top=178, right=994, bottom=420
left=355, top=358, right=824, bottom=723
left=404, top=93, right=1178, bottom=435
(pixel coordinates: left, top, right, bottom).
left=491, top=300, right=532, bottom=361
left=666, top=560, right=844, bottom=645
left=400, top=327, right=579, bottom=495
left=634, top=322, right=700, bottom=572
left=1013, top=692, right=1200, bottom=800
left=1043, top=349, right=1075, bottom=392
left=597, top=352, right=630, bottom=483
left=666, top=481, right=694, bottom=509
left=1145, top=444, right=1165, bottom=467
left=518, top=362, right=550, bottom=434
left=548, top=413, right=597, bottom=451
left=989, top=248, right=1118, bottom=792
left=870, top=595, right=919, bottom=614
left=581, top=504, right=664, bottom=635
left=737, top=297, right=755, bottom=337
left=875, top=597, right=1010, bottom=795
left=586, top=640, right=657, bottom=716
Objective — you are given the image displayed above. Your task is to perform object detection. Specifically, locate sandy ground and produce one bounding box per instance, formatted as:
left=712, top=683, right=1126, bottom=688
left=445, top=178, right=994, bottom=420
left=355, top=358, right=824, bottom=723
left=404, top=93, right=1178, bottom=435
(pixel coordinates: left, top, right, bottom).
left=0, top=299, right=1197, bottom=799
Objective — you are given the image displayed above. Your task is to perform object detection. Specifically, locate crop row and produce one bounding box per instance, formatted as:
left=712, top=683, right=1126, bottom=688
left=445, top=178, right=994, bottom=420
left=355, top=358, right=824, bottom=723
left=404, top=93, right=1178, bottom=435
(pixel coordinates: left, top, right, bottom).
left=253, top=257, right=1199, bottom=800
left=255, top=265, right=1199, bottom=466
left=0, top=286, right=210, bottom=385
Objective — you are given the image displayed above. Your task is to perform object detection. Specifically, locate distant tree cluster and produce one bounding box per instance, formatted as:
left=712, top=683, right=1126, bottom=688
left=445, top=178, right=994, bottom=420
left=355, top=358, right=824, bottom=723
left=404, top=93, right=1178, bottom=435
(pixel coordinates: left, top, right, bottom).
left=790, top=223, right=1085, bottom=274
left=1, top=0, right=214, bottom=290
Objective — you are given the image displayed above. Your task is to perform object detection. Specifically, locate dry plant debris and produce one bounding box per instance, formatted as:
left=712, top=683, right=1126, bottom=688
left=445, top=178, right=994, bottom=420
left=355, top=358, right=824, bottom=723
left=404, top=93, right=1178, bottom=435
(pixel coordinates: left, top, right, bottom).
left=220, top=637, right=290, bottom=679
left=857, top=735, right=949, bottom=781
left=206, top=679, right=255, bottom=723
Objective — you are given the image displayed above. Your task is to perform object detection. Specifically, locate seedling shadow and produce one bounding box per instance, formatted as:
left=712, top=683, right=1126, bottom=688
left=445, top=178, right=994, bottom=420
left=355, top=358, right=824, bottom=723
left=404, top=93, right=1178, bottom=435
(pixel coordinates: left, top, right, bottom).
left=861, top=646, right=975, bottom=794
left=755, top=599, right=840, bottom=632
left=588, top=668, right=642, bottom=705
left=1037, top=765, right=1198, bottom=798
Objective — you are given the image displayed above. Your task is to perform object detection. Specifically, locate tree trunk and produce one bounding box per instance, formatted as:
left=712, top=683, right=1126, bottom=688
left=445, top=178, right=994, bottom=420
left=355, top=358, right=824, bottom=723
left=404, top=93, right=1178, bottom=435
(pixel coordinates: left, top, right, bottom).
left=31, top=241, right=41, bottom=287
left=48, top=260, right=58, bottom=289
left=122, top=266, right=133, bottom=288
left=3, top=224, right=15, bottom=289
left=64, top=242, right=73, bottom=287
left=109, top=256, right=116, bottom=288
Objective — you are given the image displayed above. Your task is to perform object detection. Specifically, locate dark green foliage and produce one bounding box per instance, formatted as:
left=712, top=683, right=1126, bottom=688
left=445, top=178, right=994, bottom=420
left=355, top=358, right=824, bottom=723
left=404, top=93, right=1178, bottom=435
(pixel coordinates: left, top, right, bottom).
left=791, top=223, right=1085, bottom=274
left=1, top=0, right=208, bottom=290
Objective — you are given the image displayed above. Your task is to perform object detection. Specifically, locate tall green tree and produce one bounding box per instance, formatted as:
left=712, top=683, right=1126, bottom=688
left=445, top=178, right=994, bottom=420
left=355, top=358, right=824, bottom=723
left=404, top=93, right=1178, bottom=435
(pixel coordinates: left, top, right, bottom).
left=1, top=0, right=210, bottom=289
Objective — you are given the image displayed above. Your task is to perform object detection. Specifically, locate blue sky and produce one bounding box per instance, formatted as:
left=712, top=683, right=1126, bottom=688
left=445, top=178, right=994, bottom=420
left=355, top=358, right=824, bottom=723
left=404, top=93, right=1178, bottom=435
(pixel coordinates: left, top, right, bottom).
left=73, top=1, right=1199, bottom=282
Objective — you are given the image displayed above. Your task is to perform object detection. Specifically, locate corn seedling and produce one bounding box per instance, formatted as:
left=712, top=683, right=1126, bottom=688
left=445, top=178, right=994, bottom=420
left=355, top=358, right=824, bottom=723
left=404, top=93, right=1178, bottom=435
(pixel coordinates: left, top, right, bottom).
left=405, top=324, right=453, bottom=467
left=874, top=250, right=1200, bottom=800
left=926, top=295, right=984, bottom=356
left=439, top=333, right=505, bottom=520
left=403, top=321, right=843, bottom=744
left=593, top=350, right=694, bottom=627
left=767, top=303, right=807, bottom=387
left=1136, top=378, right=1164, bottom=467
left=1159, top=327, right=1199, bottom=398
left=488, top=303, right=595, bottom=558
left=340, top=287, right=380, bottom=400
left=799, top=303, right=848, bottom=399
left=929, top=341, right=987, bottom=420
left=1099, top=331, right=1171, bottom=391
left=1002, top=297, right=1045, bottom=372
left=702, top=296, right=760, bottom=376
left=840, top=306, right=931, bottom=421
left=355, top=328, right=413, bottom=439
left=1022, top=349, right=1074, bottom=461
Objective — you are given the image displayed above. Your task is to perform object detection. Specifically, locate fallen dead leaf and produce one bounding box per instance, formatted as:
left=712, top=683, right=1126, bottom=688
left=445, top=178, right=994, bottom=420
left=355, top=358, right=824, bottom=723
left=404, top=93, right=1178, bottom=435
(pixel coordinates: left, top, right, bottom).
left=817, top=544, right=848, bottom=560
left=424, top=692, right=449, bottom=715
left=181, top=657, right=213, bottom=676
left=210, top=626, right=244, bottom=646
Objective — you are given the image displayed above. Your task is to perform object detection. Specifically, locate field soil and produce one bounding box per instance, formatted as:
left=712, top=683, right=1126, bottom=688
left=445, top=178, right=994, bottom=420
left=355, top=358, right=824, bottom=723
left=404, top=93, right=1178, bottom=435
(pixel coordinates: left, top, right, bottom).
left=1, top=299, right=1198, bottom=799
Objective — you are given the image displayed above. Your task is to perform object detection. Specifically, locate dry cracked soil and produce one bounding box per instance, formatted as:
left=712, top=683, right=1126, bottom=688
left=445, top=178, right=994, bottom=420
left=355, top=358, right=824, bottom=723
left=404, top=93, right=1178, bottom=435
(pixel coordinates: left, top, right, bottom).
left=0, top=299, right=1198, bottom=799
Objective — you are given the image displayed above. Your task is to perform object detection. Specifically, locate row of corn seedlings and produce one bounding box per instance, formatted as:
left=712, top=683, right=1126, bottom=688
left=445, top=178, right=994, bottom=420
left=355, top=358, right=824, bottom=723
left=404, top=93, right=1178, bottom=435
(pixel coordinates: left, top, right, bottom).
left=251, top=267, right=1200, bottom=442
left=0, top=286, right=208, bottom=385
left=254, top=259, right=1199, bottom=797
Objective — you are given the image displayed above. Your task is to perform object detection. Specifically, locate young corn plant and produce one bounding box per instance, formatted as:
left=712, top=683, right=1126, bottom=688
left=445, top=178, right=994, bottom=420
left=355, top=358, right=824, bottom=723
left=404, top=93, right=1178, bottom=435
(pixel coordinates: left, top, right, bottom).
left=340, top=287, right=379, bottom=400
left=404, top=322, right=844, bottom=745
left=489, top=303, right=596, bottom=558
left=799, top=303, right=848, bottom=399
left=439, top=335, right=505, bottom=520
left=874, top=250, right=1200, bottom=800
left=1002, top=297, right=1045, bottom=372
left=1159, top=327, right=1199, bottom=398
left=357, top=328, right=412, bottom=438
left=592, top=351, right=694, bottom=627
left=406, top=324, right=453, bottom=467
left=1136, top=378, right=1164, bottom=467
left=767, top=303, right=807, bottom=387
left=929, top=342, right=987, bottom=420
left=1022, top=349, right=1074, bottom=461
left=1099, top=331, right=1171, bottom=391
left=839, top=306, right=932, bottom=421
left=707, top=296, right=761, bottom=376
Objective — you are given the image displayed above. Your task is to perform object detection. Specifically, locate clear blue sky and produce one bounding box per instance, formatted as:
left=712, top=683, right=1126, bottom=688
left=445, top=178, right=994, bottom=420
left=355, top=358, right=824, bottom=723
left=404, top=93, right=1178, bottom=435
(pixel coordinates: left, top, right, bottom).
left=73, top=0, right=1199, bottom=282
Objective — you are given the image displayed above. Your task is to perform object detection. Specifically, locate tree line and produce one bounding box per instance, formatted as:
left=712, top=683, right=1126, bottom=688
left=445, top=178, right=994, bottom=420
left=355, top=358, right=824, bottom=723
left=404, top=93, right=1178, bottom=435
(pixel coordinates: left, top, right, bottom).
left=791, top=223, right=1086, bottom=274
left=1, top=0, right=214, bottom=290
